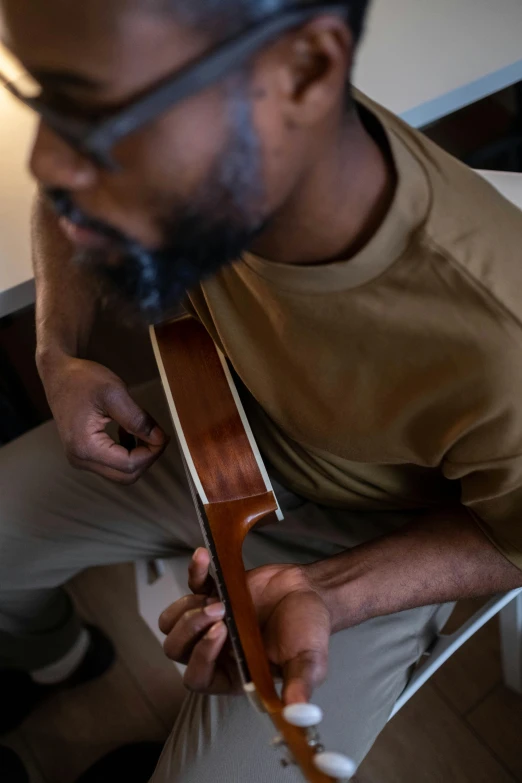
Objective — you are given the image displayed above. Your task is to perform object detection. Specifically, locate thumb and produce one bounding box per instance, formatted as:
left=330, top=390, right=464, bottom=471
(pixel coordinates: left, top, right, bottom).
left=101, top=385, right=167, bottom=447
left=282, top=649, right=328, bottom=706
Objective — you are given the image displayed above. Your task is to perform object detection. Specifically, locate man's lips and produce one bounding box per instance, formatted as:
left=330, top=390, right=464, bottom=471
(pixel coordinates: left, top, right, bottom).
left=58, top=216, right=114, bottom=250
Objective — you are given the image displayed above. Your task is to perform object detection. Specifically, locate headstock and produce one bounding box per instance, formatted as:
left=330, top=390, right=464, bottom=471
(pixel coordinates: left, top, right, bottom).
left=272, top=703, right=357, bottom=781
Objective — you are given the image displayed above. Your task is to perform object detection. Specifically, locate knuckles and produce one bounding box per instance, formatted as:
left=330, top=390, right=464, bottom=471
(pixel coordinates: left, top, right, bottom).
left=162, top=606, right=211, bottom=662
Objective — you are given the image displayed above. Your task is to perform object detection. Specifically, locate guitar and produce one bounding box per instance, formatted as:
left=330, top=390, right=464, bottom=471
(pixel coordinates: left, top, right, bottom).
left=151, top=315, right=356, bottom=782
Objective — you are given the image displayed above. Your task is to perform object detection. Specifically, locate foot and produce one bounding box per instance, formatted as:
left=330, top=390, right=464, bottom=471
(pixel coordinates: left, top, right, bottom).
left=75, top=743, right=164, bottom=783
left=0, top=746, right=29, bottom=783
left=0, top=625, right=115, bottom=736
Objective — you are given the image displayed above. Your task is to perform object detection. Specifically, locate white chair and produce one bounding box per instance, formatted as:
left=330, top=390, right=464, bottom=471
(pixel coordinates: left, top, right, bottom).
left=136, top=169, right=522, bottom=713
left=390, top=588, right=522, bottom=718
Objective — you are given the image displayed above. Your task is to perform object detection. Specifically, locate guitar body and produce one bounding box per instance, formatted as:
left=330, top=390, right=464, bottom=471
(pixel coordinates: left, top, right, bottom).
left=151, top=315, right=352, bottom=783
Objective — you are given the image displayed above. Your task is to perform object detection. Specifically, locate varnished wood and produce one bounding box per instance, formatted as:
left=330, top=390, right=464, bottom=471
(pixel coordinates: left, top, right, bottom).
left=205, top=492, right=280, bottom=716
left=152, top=316, right=332, bottom=782
left=207, top=496, right=336, bottom=783
left=155, top=318, right=267, bottom=503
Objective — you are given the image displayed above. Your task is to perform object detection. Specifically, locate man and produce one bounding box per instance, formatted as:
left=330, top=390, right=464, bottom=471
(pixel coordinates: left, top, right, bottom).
left=1, top=0, right=522, bottom=780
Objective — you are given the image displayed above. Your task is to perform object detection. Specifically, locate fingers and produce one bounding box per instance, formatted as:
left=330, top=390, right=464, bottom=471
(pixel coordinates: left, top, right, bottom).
left=70, top=431, right=162, bottom=482
left=183, top=621, right=228, bottom=692
left=160, top=573, right=235, bottom=696
left=188, top=548, right=213, bottom=595
left=282, top=649, right=329, bottom=706
left=68, top=385, right=168, bottom=482
left=163, top=601, right=226, bottom=665
left=159, top=594, right=208, bottom=635
left=159, top=548, right=216, bottom=633
left=48, top=359, right=168, bottom=483
left=101, top=385, right=168, bottom=448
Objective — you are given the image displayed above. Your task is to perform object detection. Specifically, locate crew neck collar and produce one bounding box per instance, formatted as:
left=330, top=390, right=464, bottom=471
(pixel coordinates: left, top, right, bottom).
left=239, top=102, right=431, bottom=295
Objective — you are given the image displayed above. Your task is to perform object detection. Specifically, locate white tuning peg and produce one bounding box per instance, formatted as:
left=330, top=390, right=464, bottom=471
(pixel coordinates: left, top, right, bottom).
left=282, top=703, right=324, bottom=728
left=314, top=751, right=357, bottom=780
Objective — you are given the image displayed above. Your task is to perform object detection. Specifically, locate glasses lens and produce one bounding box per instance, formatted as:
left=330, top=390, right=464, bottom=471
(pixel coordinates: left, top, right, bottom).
left=0, top=45, right=41, bottom=99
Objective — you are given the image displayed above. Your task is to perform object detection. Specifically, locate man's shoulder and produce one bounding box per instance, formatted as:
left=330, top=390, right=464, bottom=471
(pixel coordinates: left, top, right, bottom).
left=367, top=94, right=522, bottom=333
left=423, top=159, right=522, bottom=334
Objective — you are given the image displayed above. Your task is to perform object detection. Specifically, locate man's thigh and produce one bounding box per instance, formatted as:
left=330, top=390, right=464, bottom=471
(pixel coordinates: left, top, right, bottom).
left=0, top=381, right=203, bottom=590
left=151, top=601, right=438, bottom=782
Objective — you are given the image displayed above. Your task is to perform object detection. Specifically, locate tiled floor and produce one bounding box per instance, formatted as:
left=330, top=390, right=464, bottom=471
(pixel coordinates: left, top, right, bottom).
left=6, top=564, right=522, bottom=783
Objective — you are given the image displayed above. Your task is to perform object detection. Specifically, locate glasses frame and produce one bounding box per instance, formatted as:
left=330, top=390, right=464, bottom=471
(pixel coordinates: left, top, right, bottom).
left=0, top=4, right=346, bottom=169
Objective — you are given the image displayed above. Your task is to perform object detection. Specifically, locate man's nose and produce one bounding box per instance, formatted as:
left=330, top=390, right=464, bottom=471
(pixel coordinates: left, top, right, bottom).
left=29, top=120, right=98, bottom=191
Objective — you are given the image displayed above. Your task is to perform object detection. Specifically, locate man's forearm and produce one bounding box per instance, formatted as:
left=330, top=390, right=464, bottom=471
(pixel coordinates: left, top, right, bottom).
left=309, top=507, right=522, bottom=633
left=32, top=190, right=98, bottom=369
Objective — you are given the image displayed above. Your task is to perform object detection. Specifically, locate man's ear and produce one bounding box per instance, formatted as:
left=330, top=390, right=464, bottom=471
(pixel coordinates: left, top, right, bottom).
left=280, top=15, right=354, bottom=127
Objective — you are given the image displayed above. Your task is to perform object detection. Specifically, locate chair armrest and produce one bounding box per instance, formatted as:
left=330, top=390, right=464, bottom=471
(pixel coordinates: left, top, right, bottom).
left=389, top=589, right=522, bottom=719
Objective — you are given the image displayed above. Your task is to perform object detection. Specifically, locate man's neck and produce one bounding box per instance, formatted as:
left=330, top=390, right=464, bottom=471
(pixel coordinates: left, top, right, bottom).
left=250, top=109, right=396, bottom=267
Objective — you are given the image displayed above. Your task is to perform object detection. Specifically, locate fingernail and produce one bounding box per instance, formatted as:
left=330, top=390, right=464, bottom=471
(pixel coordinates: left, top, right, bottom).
left=204, top=603, right=225, bottom=619
left=192, top=549, right=201, bottom=562
left=151, top=426, right=166, bottom=444
left=206, top=622, right=224, bottom=639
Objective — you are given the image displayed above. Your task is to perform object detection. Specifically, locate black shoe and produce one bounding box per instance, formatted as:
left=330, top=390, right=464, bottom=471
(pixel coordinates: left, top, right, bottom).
left=0, top=746, right=29, bottom=783
left=0, top=625, right=115, bottom=736
left=75, top=743, right=164, bottom=783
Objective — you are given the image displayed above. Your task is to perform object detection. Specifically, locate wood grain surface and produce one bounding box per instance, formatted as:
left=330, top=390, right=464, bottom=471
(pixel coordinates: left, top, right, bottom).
left=154, top=318, right=267, bottom=504
left=153, top=316, right=332, bottom=782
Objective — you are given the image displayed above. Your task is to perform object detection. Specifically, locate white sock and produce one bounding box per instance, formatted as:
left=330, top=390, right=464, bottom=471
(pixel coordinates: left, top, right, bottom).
left=30, top=628, right=91, bottom=685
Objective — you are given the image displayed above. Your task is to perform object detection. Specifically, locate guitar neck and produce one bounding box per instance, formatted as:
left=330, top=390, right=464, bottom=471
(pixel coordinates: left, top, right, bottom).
left=150, top=316, right=338, bottom=783
left=181, top=451, right=253, bottom=690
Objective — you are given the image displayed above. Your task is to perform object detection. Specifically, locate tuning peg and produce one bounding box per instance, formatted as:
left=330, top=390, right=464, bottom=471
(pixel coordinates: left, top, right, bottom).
left=282, top=703, right=324, bottom=728
left=313, top=751, right=357, bottom=780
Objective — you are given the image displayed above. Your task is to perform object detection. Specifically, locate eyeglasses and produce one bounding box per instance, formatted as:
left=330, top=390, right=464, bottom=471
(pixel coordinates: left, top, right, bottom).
left=0, top=4, right=345, bottom=170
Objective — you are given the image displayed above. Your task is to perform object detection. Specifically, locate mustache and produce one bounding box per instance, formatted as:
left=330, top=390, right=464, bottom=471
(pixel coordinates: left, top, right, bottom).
left=45, top=187, right=131, bottom=246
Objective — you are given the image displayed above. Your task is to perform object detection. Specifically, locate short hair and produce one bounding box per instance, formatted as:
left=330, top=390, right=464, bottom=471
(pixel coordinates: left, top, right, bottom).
left=174, top=1, right=371, bottom=46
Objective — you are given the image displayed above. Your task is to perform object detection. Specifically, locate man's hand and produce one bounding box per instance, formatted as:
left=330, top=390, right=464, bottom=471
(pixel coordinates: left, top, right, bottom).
left=159, top=548, right=332, bottom=705
left=39, top=352, right=168, bottom=484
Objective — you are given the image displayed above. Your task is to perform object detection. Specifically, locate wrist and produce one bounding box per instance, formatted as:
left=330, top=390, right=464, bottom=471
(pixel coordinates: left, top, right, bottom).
left=306, top=549, right=379, bottom=633
left=36, top=343, right=75, bottom=384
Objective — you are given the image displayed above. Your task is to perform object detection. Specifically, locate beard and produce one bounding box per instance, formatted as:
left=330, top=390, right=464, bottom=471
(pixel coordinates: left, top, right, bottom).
left=46, top=94, right=266, bottom=324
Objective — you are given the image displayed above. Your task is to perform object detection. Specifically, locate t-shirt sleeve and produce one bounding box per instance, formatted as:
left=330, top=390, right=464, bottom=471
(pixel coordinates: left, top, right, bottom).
left=442, top=352, right=522, bottom=571
left=444, top=451, right=522, bottom=570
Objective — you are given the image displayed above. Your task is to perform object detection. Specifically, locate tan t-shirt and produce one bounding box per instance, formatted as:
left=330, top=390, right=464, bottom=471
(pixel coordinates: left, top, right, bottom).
left=188, top=94, right=522, bottom=570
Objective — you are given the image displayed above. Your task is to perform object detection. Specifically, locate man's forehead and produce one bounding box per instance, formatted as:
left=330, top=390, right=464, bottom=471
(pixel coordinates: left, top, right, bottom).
left=0, top=0, right=205, bottom=97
